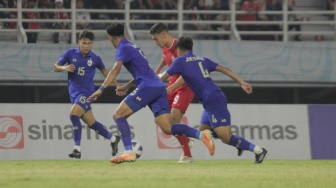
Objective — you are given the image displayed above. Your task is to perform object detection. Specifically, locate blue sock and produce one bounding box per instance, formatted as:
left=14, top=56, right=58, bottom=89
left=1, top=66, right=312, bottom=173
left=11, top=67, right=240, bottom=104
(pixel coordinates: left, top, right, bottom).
left=210, top=129, right=219, bottom=139
left=89, top=121, right=112, bottom=140
left=229, top=135, right=255, bottom=152
left=115, top=118, right=132, bottom=151
left=70, top=115, right=82, bottom=146
left=171, top=123, right=200, bottom=139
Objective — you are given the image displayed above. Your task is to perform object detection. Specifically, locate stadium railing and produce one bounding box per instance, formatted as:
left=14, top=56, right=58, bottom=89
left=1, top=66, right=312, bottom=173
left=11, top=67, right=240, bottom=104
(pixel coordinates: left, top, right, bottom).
left=0, top=0, right=335, bottom=43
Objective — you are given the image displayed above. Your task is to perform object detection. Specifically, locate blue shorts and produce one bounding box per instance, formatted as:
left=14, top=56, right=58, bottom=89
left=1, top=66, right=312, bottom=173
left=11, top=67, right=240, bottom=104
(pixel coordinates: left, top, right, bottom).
left=124, top=86, right=170, bottom=117
left=70, top=92, right=92, bottom=112
left=200, top=91, right=231, bottom=128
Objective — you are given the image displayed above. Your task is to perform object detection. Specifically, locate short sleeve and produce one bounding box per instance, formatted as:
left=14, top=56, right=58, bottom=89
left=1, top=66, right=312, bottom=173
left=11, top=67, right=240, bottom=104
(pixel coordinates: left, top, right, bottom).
left=57, top=49, right=71, bottom=65
left=95, top=56, right=105, bottom=71
left=205, top=58, right=219, bottom=72
left=166, top=57, right=183, bottom=76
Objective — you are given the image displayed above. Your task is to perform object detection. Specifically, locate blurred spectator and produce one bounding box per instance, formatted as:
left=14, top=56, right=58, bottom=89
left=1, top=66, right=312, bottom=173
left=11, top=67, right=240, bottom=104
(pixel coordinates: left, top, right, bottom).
left=76, top=0, right=91, bottom=30
left=268, top=0, right=301, bottom=41
left=238, top=0, right=262, bottom=40
left=130, top=0, right=152, bottom=30
left=85, top=0, right=114, bottom=20
left=24, top=0, right=40, bottom=43
left=36, top=0, right=52, bottom=29
left=62, top=0, right=71, bottom=9
left=208, top=0, right=230, bottom=40
left=110, top=0, right=124, bottom=20
left=189, top=0, right=211, bottom=39
left=51, top=0, right=70, bottom=43
left=0, top=0, right=6, bottom=29
left=327, top=0, right=335, bottom=20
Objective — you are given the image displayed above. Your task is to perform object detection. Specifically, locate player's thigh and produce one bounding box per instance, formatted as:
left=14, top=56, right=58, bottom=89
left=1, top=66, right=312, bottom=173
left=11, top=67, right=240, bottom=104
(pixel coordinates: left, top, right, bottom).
left=213, top=126, right=232, bottom=144
left=70, top=104, right=86, bottom=116
left=113, top=100, right=134, bottom=120
left=170, top=108, right=183, bottom=124
left=199, top=124, right=211, bottom=131
left=70, top=93, right=92, bottom=116
left=155, top=113, right=173, bottom=135
left=146, top=87, right=171, bottom=117
left=81, top=109, right=96, bottom=126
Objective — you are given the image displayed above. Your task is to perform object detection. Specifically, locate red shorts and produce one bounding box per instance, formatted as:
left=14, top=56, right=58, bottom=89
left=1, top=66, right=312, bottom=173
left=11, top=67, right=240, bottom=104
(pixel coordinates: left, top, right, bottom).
left=167, top=88, right=194, bottom=114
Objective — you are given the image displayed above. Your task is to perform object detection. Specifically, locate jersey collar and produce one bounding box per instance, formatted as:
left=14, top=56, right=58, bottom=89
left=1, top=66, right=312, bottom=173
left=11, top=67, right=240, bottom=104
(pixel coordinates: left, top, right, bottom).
left=76, top=47, right=92, bottom=57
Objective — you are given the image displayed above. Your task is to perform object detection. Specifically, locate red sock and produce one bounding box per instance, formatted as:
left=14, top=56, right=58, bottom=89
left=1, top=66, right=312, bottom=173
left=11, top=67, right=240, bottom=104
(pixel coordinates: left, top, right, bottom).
left=175, top=136, right=192, bottom=157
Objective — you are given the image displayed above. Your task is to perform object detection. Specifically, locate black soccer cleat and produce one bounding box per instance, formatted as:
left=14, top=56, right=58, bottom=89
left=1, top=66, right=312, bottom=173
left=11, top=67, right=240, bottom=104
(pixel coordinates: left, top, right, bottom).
left=69, top=149, right=81, bottom=159
left=255, top=148, right=268, bottom=164
left=111, top=136, right=121, bottom=156
left=237, top=148, right=244, bottom=156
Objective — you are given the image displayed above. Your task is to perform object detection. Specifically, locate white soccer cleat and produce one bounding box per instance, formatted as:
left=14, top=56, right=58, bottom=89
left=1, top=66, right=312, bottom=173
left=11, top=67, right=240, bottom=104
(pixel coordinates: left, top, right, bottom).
left=178, top=139, right=194, bottom=162
left=178, top=156, right=194, bottom=163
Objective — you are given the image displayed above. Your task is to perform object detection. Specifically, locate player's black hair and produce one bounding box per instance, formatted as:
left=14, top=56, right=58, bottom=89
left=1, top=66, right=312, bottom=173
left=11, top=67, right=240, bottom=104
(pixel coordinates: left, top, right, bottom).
left=149, top=22, right=168, bottom=34
left=78, top=29, right=95, bottom=40
left=176, top=36, right=193, bottom=52
left=106, top=23, right=124, bottom=37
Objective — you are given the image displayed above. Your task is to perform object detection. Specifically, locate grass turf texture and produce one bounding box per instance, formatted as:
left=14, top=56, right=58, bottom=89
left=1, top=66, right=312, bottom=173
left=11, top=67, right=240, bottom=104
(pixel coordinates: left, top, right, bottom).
left=0, top=160, right=335, bottom=188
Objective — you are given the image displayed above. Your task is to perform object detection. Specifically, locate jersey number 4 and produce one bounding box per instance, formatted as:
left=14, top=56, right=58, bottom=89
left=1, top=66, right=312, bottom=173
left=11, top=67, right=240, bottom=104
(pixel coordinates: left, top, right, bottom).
left=198, top=62, right=210, bottom=78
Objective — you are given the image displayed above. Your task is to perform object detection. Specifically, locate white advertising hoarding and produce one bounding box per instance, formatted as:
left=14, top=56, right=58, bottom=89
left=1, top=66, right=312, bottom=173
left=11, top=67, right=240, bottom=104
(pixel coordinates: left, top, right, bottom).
left=0, top=104, right=310, bottom=160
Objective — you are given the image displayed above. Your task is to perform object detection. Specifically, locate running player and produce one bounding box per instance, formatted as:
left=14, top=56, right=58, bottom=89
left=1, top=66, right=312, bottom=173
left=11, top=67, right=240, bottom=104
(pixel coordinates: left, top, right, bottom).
left=160, top=36, right=268, bottom=163
left=87, top=23, right=215, bottom=164
left=53, top=29, right=120, bottom=159
left=150, top=23, right=195, bottom=163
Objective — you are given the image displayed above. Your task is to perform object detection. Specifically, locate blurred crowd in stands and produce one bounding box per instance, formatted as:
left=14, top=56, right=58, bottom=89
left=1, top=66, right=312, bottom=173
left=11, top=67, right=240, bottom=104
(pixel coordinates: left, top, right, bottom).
left=0, top=0, right=334, bottom=43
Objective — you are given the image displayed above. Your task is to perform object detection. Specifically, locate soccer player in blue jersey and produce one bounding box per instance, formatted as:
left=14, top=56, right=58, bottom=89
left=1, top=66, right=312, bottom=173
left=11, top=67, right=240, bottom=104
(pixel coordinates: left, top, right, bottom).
left=53, top=29, right=120, bottom=159
left=87, top=23, right=215, bottom=164
left=160, top=36, right=268, bottom=164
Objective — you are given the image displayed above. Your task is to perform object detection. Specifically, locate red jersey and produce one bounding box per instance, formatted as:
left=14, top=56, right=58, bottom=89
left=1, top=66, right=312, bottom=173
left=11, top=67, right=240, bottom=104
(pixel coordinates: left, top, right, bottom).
left=162, top=38, right=191, bottom=92
left=240, top=0, right=262, bottom=21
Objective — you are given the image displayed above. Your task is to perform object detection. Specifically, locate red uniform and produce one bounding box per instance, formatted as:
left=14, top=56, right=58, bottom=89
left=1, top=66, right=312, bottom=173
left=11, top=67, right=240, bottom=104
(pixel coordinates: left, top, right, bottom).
left=162, top=38, right=194, bottom=114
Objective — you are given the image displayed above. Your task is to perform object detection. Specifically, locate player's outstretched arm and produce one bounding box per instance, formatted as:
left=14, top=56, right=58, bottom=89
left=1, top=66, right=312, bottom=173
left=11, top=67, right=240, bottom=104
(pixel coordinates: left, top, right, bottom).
left=155, top=58, right=167, bottom=74
left=115, top=79, right=135, bottom=96
left=216, top=64, right=252, bottom=94
left=88, top=60, right=123, bottom=102
left=166, top=76, right=185, bottom=93
left=101, top=68, right=121, bottom=87
left=53, top=63, right=75, bottom=72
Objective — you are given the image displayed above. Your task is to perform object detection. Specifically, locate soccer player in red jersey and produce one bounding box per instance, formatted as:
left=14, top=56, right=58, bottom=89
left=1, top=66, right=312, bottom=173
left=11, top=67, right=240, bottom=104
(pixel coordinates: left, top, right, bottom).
left=150, top=23, right=195, bottom=163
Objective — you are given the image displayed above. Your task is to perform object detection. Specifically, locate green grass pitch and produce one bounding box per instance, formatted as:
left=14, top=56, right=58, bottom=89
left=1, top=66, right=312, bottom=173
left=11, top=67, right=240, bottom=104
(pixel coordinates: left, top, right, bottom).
left=0, top=160, right=335, bottom=188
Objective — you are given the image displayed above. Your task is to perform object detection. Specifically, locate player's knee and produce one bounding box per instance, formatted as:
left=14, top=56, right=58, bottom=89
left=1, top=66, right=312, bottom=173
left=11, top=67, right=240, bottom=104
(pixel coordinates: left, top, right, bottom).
left=218, top=134, right=231, bottom=144
left=158, top=125, right=172, bottom=135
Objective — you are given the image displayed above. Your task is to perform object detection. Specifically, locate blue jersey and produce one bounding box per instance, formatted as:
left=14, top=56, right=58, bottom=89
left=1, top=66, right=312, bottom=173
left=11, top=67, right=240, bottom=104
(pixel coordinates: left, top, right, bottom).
left=166, top=51, right=221, bottom=104
left=115, top=38, right=164, bottom=88
left=57, top=47, right=105, bottom=98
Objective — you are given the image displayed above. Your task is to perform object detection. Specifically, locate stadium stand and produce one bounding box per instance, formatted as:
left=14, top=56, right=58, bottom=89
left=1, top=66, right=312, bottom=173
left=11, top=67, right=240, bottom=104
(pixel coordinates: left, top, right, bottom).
left=0, top=0, right=335, bottom=104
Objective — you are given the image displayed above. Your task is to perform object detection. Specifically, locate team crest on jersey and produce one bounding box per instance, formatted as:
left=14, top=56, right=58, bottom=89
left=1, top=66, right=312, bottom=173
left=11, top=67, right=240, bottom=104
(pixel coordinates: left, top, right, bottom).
left=87, top=58, right=93, bottom=66
left=72, top=58, right=77, bottom=62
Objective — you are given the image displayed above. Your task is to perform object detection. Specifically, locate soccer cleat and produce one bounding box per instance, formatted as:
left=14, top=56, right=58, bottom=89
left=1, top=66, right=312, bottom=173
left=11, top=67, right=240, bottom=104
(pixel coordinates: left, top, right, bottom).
left=178, top=156, right=194, bottom=163
left=110, top=152, right=136, bottom=164
left=238, top=148, right=244, bottom=156
left=179, top=139, right=194, bottom=163
left=255, top=148, right=268, bottom=164
left=69, top=149, right=81, bottom=159
left=111, top=136, right=121, bottom=156
left=201, top=130, right=215, bottom=156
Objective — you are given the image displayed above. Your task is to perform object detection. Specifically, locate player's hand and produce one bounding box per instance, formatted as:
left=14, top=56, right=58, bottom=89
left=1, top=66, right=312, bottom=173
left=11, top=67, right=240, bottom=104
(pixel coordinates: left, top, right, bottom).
left=115, top=86, right=128, bottom=96
left=87, top=90, right=102, bottom=102
left=241, top=82, right=252, bottom=94
left=65, top=64, right=76, bottom=72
